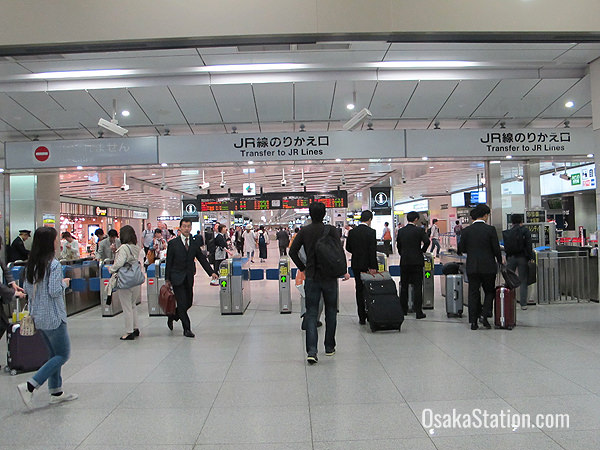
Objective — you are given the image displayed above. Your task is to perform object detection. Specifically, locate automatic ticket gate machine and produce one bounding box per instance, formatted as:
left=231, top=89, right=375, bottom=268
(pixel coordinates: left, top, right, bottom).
left=146, top=262, right=159, bottom=316
left=278, top=257, right=292, bottom=314
left=422, top=253, right=435, bottom=309
left=99, top=260, right=123, bottom=317
left=376, top=251, right=388, bottom=273
left=219, top=258, right=251, bottom=315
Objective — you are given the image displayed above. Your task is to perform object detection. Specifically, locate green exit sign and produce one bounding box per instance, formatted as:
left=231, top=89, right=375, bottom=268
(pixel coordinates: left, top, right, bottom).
left=571, top=173, right=581, bottom=186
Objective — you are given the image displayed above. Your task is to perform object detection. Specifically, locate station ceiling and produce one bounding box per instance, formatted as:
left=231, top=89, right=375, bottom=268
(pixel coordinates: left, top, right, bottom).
left=1, top=41, right=597, bottom=210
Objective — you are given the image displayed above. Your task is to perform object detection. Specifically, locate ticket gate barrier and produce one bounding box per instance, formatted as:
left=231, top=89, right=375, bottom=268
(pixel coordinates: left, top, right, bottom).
left=422, top=253, right=434, bottom=309
left=278, top=257, right=291, bottom=314
left=99, top=260, right=122, bottom=317
left=147, top=262, right=162, bottom=316
left=377, top=252, right=388, bottom=273
left=219, top=258, right=251, bottom=315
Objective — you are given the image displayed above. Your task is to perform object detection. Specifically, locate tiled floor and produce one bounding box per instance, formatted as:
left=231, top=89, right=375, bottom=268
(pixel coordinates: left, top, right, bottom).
left=2, top=251, right=600, bottom=449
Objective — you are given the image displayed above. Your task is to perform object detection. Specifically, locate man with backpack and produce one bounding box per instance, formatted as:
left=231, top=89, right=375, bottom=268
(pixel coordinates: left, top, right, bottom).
left=503, top=214, right=534, bottom=310
left=289, top=202, right=350, bottom=365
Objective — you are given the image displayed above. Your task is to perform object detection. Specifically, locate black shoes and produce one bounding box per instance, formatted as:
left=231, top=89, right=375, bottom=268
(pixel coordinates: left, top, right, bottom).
left=359, top=318, right=366, bottom=325
left=167, top=317, right=173, bottom=330
left=416, top=313, right=427, bottom=319
left=307, top=355, right=318, bottom=365
left=325, top=349, right=335, bottom=356
left=120, top=333, right=135, bottom=340
left=133, top=328, right=140, bottom=337
left=183, top=330, right=195, bottom=338
left=471, top=323, right=479, bottom=330
left=481, top=317, right=492, bottom=329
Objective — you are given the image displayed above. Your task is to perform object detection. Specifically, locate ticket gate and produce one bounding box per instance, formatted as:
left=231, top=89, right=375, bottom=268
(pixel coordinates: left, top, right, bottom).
left=377, top=251, right=388, bottom=272
left=219, top=258, right=251, bottom=315
left=99, top=260, right=122, bottom=317
left=422, top=253, right=435, bottom=309
left=278, top=257, right=292, bottom=314
left=146, top=262, right=162, bottom=316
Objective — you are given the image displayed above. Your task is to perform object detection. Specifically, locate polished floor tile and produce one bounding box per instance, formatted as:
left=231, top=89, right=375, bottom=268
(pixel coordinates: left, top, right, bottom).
left=1, top=259, right=600, bottom=448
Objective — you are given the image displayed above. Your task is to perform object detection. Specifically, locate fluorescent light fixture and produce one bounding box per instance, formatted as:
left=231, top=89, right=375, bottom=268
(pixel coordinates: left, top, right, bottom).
left=421, top=156, right=428, bottom=161
left=198, top=63, right=305, bottom=73
left=0, top=168, right=5, bottom=173
left=161, top=163, right=168, bottom=167
left=30, top=69, right=135, bottom=79
left=360, top=167, right=365, bottom=171
left=506, top=155, right=513, bottom=159
left=76, top=166, right=83, bottom=170
left=375, top=60, right=479, bottom=69
left=335, top=158, right=342, bottom=162
left=346, top=103, right=355, bottom=110
left=248, top=160, right=254, bottom=165
left=121, top=110, right=130, bottom=117
left=587, top=153, right=594, bottom=158
left=565, top=101, right=574, bottom=108
left=490, top=160, right=501, bottom=164
left=181, top=169, right=199, bottom=175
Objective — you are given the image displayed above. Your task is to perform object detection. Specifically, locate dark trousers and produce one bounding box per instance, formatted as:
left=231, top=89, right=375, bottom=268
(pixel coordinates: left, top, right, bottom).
left=279, top=245, right=287, bottom=256
left=467, top=273, right=496, bottom=324
left=507, top=255, right=529, bottom=306
left=430, top=238, right=441, bottom=256
left=172, top=277, right=194, bottom=332
left=304, top=278, right=338, bottom=356
left=400, top=265, right=424, bottom=315
left=383, top=239, right=392, bottom=256
left=352, top=268, right=367, bottom=321
left=214, top=259, right=224, bottom=274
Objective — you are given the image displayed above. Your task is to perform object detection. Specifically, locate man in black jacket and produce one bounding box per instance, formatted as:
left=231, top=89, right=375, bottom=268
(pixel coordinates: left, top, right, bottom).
left=276, top=227, right=290, bottom=256
left=290, top=202, right=349, bottom=365
left=8, top=230, right=31, bottom=262
left=345, top=210, right=378, bottom=324
left=504, top=214, right=534, bottom=310
left=165, top=218, right=218, bottom=337
left=396, top=211, right=430, bottom=319
left=458, top=204, right=503, bottom=330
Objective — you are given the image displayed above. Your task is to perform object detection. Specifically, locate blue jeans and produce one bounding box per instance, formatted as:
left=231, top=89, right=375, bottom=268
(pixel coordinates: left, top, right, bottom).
left=30, top=322, right=71, bottom=394
left=304, top=278, right=338, bottom=356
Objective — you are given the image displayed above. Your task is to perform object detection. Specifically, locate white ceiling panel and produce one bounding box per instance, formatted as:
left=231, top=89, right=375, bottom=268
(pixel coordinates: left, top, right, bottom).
left=49, top=90, right=113, bottom=128
left=129, top=87, right=186, bottom=125
left=492, top=118, right=529, bottom=128
left=253, top=83, right=293, bottom=122
left=0, top=93, right=48, bottom=130
left=260, top=122, right=294, bottom=133
left=169, top=85, right=222, bottom=124
left=553, top=48, right=600, bottom=65
left=190, top=124, right=227, bottom=134
left=436, top=80, right=499, bottom=119
left=201, top=50, right=387, bottom=65
left=402, top=81, right=459, bottom=119
left=508, top=78, right=579, bottom=118
left=54, top=129, right=95, bottom=140
left=432, top=119, right=466, bottom=129
left=542, top=76, right=590, bottom=118
left=0, top=62, right=31, bottom=77
left=87, top=88, right=153, bottom=126
left=224, top=123, right=260, bottom=133
left=528, top=118, right=565, bottom=128
left=124, top=126, right=158, bottom=137
left=395, top=119, right=429, bottom=129
left=471, top=79, right=540, bottom=118
left=211, top=84, right=257, bottom=124
left=388, top=43, right=574, bottom=51
left=462, top=119, right=501, bottom=128
left=571, top=102, right=592, bottom=118
left=19, top=55, right=203, bottom=73
left=294, top=82, right=335, bottom=121
left=295, top=121, right=330, bottom=132
left=369, top=81, right=418, bottom=119
left=566, top=118, right=593, bottom=128
left=330, top=81, right=377, bottom=121
left=366, top=120, right=397, bottom=130
left=8, top=92, right=76, bottom=129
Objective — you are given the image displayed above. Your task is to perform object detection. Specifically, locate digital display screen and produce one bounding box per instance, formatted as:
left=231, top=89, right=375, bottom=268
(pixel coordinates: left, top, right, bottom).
left=282, top=197, right=311, bottom=209
left=313, top=192, right=347, bottom=208
left=253, top=200, right=271, bottom=210
left=200, top=201, right=234, bottom=212
left=197, top=190, right=347, bottom=211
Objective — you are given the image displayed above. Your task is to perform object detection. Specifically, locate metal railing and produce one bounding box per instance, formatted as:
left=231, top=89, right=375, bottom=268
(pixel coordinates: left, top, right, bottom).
left=536, top=249, right=590, bottom=304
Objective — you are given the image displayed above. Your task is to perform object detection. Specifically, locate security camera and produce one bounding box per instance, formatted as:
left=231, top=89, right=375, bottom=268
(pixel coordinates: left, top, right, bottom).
left=120, top=184, right=130, bottom=191
left=220, top=181, right=227, bottom=188
left=199, top=181, right=210, bottom=190
left=343, top=108, right=372, bottom=131
left=300, top=179, right=306, bottom=187
left=402, top=178, right=407, bottom=184
left=160, top=182, right=168, bottom=191
left=98, top=118, right=128, bottom=136
left=281, top=179, right=287, bottom=187
left=559, top=173, right=571, bottom=181
left=341, top=176, right=346, bottom=186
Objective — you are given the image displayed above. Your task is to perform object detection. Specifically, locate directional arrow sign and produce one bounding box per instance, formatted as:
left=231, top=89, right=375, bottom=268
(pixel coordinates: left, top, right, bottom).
left=280, top=275, right=287, bottom=283
left=424, top=271, right=432, bottom=279
left=220, top=280, right=227, bottom=287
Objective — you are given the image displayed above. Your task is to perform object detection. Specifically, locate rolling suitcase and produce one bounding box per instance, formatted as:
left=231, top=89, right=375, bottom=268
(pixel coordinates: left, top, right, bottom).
left=445, top=274, right=463, bottom=318
left=495, top=286, right=516, bottom=330
left=362, top=272, right=404, bottom=332
left=6, top=323, right=49, bottom=375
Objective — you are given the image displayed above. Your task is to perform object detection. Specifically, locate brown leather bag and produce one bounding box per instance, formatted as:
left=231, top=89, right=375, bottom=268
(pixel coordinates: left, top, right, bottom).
left=159, top=284, right=176, bottom=315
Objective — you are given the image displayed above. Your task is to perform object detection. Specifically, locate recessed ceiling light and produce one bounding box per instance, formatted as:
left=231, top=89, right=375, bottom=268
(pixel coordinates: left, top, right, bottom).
left=587, top=153, right=594, bottom=158
left=0, top=168, right=5, bottom=173
left=161, top=163, right=168, bottom=167
left=346, top=103, right=355, bottom=110
left=490, top=160, right=501, bottom=164
left=565, top=101, right=574, bottom=108
left=421, top=156, right=428, bottom=161
left=121, top=110, right=130, bottom=117
left=360, top=167, right=365, bottom=171
left=335, top=158, right=342, bottom=162
left=506, top=155, right=513, bottom=159
left=429, top=166, right=434, bottom=169
left=76, top=166, right=83, bottom=170
left=151, top=173, right=156, bottom=176
left=248, top=160, right=254, bottom=165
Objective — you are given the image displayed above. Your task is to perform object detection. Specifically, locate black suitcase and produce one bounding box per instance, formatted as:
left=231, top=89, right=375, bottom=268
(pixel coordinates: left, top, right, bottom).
left=363, top=276, right=404, bottom=332
left=6, top=323, right=49, bottom=375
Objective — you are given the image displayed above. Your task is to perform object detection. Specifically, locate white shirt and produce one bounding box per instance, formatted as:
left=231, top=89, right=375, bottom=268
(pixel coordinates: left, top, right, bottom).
left=180, top=234, right=191, bottom=248
left=430, top=224, right=440, bottom=239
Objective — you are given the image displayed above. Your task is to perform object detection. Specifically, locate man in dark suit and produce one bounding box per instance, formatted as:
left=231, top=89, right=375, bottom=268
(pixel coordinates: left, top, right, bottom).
left=396, top=211, right=430, bottom=319
left=345, top=210, right=378, bottom=325
left=8, top=230, right=31, bottom=262
left=458, top=204, right=503, bottom=330
left=165, top=218, right=218, bottom=337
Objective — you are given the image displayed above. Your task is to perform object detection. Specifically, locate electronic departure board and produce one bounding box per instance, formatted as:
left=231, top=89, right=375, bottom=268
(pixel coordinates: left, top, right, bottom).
left=196, top=190, right=347, bottom=212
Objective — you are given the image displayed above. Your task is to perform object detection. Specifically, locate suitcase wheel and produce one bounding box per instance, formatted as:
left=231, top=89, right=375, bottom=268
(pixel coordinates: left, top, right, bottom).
left=458, top=313, right=463, bottom=318
left=3, top=366, right=9, bottom=373
left=447, top=313, right=452, bottom=318
left=10, top=369, right=17, bottom=376
left=370, top=323, right=378, bottom=332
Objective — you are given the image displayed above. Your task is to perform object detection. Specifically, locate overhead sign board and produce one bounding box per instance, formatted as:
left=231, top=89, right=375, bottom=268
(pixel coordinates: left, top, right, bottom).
left=159, top=131, right=405, bottom=163
left=406, top=129, right=593, bottom=158
left=5, top=137, right=158, bottom=169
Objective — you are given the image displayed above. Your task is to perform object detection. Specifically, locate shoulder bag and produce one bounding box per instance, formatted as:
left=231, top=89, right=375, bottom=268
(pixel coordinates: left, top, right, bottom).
left=116, top=246, right=145, bottom=289
left=20, top=284, right=37, bottom=336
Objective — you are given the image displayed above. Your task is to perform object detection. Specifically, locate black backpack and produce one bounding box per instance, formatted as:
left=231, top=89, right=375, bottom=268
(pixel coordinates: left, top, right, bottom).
left=315, top=225, right=347, bottom=278
left=503, top=226, right=525, bottom=256
left=206, top=237, right=217, bottom=255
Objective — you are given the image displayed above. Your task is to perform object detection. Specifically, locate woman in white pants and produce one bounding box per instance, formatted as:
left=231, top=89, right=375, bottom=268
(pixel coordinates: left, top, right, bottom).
left=109, top=225, right=142, bottom=340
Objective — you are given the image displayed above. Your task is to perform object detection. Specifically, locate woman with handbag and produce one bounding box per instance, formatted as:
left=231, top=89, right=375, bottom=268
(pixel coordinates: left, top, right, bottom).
left=17, top=227, right=78, bottom=409
left=109, top=225, right=143, bottom=340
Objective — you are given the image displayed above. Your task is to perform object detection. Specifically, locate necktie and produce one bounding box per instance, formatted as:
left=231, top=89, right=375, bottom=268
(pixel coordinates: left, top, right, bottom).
left=185, top=237, right=189, bottom=251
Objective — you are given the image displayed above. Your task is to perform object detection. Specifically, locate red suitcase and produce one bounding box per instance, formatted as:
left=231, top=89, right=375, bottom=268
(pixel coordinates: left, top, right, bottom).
left=6, top=323, right=49, bottom=375
left=495, top=286, right=516, bottom=330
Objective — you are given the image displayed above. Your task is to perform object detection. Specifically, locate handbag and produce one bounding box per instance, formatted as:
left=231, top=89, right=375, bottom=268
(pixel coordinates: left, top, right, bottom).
left=501, top=265, right=522, bottom=290
left=116, top=246, right=145, bottom=290
left=159, top=284, right=176, bottom=315
left=20, top=284, right=36, bottom=336
left=146, top=248, right=156, bottom=264
left=527, top=261, right=537, bottom=285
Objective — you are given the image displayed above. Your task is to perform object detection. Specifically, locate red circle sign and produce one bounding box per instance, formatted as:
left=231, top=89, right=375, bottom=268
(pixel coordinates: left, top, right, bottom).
left=34, top=146, right=50, bottom=162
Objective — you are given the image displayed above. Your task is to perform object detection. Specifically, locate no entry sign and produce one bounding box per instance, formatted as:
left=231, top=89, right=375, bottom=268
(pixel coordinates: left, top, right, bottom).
left=34, top=146, right=50, bottom=162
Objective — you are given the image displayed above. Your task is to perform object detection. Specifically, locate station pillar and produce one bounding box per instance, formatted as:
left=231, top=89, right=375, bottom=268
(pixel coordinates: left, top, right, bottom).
left=592, top=59, right=600, bottom=231
left=486, top=161, right=503, bottom=239
left=524, top=161, right=542, bottom=210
